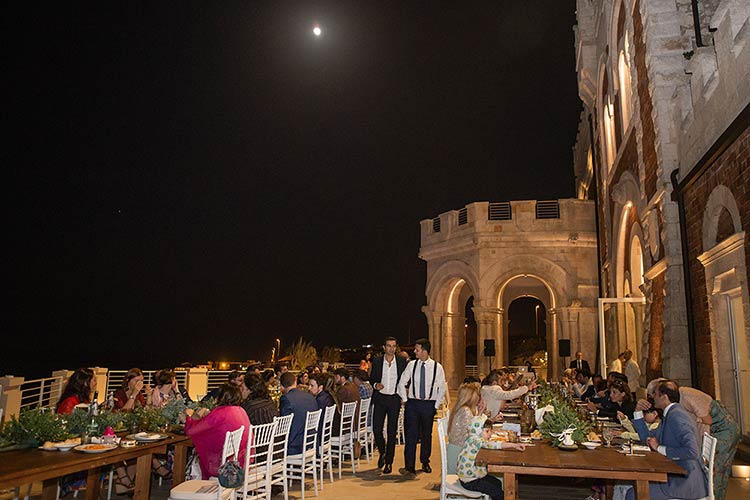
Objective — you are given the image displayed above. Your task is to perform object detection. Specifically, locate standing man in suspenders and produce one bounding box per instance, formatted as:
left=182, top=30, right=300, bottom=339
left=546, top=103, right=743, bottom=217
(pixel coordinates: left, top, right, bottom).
left=397, top=338, right=447, bottom=477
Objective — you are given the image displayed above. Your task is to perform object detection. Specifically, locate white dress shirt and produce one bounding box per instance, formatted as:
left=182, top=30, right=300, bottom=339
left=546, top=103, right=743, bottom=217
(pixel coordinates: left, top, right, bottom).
left=380, top=356, right=398, bottom=395
left=397, top=357, right=447, bottom=410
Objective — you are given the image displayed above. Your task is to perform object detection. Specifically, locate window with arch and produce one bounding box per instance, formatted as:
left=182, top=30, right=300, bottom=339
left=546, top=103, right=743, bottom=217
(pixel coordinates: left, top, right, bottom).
left=615, top=0, right=633, bottom=133
left=601, top=89, right=617, bottom=171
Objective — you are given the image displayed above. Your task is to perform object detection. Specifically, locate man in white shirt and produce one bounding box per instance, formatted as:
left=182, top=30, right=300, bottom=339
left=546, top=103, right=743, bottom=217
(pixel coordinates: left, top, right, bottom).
left=397, top=338, right=446, bottom=476
left=623, top=350, right=641, bottom=397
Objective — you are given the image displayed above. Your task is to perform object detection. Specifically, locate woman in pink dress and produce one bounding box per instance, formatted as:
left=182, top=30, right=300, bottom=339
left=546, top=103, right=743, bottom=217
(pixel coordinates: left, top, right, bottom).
left=185, top=383, right=251, bottom=479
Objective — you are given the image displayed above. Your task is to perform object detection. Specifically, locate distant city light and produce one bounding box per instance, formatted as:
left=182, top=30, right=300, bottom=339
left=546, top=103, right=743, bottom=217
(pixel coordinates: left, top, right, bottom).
left=313, top=26, right=322, bottom=36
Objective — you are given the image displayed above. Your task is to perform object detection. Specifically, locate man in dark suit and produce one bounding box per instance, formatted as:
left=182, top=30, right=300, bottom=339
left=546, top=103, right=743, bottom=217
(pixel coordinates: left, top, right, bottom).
left=628, top=379, right=707, bottom=500
left=370, top=336, right=408, bottom=474
left=569, top=351, right=591, bottom=373
left=278, top=371, right=318, bottom=455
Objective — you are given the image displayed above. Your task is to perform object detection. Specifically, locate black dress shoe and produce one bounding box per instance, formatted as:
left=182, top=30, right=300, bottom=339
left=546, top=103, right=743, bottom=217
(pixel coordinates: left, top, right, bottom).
left=422, top=463, right=432, bottom=473
left=383, top=464, right=392, bottom=474
left=399, top=467, right=416, bottom=476
left=378, top=454, right=386, bottom=469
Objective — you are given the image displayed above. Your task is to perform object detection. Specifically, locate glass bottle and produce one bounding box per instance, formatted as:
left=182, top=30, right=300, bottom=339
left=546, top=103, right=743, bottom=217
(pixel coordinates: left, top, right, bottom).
left=90, top=391, right=99, bottom=416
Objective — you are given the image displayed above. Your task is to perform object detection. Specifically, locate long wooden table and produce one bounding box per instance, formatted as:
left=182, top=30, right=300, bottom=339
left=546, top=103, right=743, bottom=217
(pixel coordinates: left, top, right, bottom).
left=0, top=434, right=192, bottom=500
left=476, top=442, right=686, bottom=500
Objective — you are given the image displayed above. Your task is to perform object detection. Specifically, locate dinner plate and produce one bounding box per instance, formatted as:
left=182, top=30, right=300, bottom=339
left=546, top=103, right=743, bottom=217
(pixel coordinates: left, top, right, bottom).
left=127, top=432, right=169, bottom=442
left=56, top=444, right=76, bottom=451
left=74, top=443, right=118, bottom=453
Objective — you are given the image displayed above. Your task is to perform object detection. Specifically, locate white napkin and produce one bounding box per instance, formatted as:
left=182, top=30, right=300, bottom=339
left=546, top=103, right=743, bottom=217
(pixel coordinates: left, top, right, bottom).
left=535, top=404, right=554, bottom=426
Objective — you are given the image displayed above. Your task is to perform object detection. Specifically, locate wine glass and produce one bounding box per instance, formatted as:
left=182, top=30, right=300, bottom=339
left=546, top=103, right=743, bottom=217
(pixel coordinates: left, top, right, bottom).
left=602, top=427, right=613, bottom=447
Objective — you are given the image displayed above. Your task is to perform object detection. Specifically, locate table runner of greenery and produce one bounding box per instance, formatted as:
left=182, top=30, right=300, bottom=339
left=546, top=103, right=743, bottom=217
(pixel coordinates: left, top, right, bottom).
left=0, top=398, right=216, bottom=451
left=536, top=380, right=593, bottom=447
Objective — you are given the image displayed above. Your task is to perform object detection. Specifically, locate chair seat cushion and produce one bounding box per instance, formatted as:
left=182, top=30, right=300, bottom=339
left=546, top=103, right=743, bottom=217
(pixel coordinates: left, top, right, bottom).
left=169, top=479, right=234, bottom=500
left=445, top=475, right=488, bottom=499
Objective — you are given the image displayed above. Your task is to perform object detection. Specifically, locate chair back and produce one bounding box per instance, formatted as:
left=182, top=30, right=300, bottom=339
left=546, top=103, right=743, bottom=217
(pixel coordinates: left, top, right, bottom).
left=242, top=421, right=276, bottom=498
left=271, top=414, right=293, bottom=465
left=437, top=417, right=449, bottom=493
left=223, top=426, right=245, bottom=465
left=701, top=432, right=717, bottom=500
left=319, top=405, right=336, bottom=451
left=339, top=401, right=357, bottom=436
left=302, top=409, right=322, bottom=456
left=357, top=398, right=370, bottom=441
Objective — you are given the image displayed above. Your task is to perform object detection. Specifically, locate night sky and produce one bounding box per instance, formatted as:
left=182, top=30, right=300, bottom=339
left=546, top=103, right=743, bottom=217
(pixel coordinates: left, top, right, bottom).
left=8, top=1, right=580, bottom=379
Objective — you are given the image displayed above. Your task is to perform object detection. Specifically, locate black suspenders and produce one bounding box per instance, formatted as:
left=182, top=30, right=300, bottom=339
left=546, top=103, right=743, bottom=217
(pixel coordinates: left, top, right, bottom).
left=410, top=359, right=438, bottom=400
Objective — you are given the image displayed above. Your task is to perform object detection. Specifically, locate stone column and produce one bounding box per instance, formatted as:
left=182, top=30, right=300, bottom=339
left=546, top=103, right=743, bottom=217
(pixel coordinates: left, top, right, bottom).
left=473, top=306, right=502, bottom=378
left=548, top=308, right=560, bottom=381
left=0, top=375, right=25, bottom=422
left=422, top=307, right=443, bottom=362
left=442, top=312, right=466, bottom=392
left=186, top=367, right=208, bottom=401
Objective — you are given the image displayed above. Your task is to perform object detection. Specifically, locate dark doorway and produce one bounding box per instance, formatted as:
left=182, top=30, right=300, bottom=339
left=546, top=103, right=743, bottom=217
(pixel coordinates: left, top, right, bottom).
left=507, top=297, right=546, bottom=365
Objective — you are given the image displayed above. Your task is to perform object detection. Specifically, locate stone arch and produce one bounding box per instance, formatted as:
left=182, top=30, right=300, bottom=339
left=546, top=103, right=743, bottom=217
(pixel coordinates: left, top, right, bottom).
left=425, top=260, right=481, bottom=310
left=702, top=184, right=742, bottom=251
left=612, top=170, right=645, bottom=297
left=423, top=260, right=480, bottom=389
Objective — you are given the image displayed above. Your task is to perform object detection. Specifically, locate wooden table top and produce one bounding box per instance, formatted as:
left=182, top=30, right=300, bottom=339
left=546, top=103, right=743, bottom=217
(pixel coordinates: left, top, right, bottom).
left=476, top=442, right=686, bottom=477
left=0, top=433, right=191, bottom=490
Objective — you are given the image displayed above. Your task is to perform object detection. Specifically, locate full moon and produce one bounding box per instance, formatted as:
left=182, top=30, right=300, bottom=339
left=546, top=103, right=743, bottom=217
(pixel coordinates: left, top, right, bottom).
left=313, top=26, right=322, bottom=36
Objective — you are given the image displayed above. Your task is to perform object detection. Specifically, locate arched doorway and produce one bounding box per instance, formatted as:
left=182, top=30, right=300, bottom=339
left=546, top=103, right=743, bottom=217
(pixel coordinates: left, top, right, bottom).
left=507, top=297, right=547, bottom=365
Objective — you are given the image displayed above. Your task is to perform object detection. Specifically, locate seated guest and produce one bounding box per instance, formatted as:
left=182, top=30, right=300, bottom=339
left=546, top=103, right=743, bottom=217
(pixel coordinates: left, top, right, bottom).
left=278, top=371, right=318, bottom=455
left=572, top=369, right=595, bottom=400
left=309, top=373, right=335, bottom=435
left=447, top=382, right=501, bottom=474
left=587, top=380, right=634, bottom=419
left=150, top=369, right=188, bottom=407
left=588, top=379, right=609, bottom=404
left=457, top=416, right=526, bottom=500
left=113, top=367, right=147, bottom=411
left=331, top=367, right=360, bottom=436
left=625, top=380, right=706, bottom=500
left=203, top=370, right=246, bottom=402
left=296, top=371, right=310, bottom=391
left=639, top=378, right=741, bottom=500
left=352, top=368, right=374, bottom=425
left=241, top=372, right=279, bottom=425
left=185, top=383, right=250, bottom=479
left=480, top=370, right=536, bottom=418
left=56, top=367, right=95, bottom=414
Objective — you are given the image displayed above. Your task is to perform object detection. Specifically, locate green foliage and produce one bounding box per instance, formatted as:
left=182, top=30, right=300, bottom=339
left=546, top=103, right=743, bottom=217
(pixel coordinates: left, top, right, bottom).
left=0, top=408, right=70, bottom=450
left=286, top=338, right=318, bottom=370
left=537, top=393, right=592, bottom=447
left=319, top=346, right=341, bottom=364
left=0, top=396, right=218, bottom=451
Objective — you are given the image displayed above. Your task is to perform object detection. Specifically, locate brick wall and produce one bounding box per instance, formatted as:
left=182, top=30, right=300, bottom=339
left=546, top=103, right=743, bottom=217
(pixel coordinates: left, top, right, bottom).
left=646, top=272, right=665, bottom=381
left=632, top=0, right=658, bottom=200
left=683, top=126, right=750, bottom=394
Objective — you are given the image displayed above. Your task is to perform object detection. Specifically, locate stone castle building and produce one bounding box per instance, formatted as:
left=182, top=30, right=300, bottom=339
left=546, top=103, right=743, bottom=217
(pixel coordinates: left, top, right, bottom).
left=419, top=1, right=748, bottom=440
left=419, top=200, right=599, bottom=390
left=572, top=0, right=749, bottom=438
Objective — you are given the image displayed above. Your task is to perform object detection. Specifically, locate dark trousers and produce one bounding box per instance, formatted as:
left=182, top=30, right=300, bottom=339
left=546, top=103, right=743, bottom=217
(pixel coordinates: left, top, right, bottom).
left=461, top=475, right=504, bottom=500
left=372, top=392, right=401, bottom=465
left=403, top=398, right=436, bottom=469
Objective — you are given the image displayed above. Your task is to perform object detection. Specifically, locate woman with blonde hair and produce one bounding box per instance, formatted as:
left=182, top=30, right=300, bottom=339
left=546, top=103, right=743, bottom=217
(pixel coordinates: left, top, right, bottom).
left=446, top=382, right=502, bottom=474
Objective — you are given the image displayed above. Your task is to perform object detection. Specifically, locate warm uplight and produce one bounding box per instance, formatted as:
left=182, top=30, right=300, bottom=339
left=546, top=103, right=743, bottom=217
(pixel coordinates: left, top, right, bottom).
left=313, top=26, right=322, bottom=36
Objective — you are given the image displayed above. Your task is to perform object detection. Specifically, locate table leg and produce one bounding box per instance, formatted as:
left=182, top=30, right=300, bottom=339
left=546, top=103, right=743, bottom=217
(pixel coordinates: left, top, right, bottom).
left=635, top=480, right=650, bottom=500
left=133, top=453, right=153, bottom=500
left=84, top=469, right=101, bottom=500
left=503, top=472, right=517, bottom=500
left=41, top=478, right=58, bottom=500
left=172, top=443, right=188, bottom=485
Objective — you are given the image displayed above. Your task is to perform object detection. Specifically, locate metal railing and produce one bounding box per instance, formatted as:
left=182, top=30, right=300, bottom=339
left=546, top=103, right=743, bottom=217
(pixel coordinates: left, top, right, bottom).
left=206, top=370, right=232, bottom=392
left=19, top=376, right=65, bottom=412
left=432, top=217, right=441, bottom=232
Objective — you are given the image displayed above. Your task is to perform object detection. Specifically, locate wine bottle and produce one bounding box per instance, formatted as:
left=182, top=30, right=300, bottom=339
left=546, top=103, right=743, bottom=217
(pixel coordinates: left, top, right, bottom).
left=90, top=390, right=99, bottom=416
